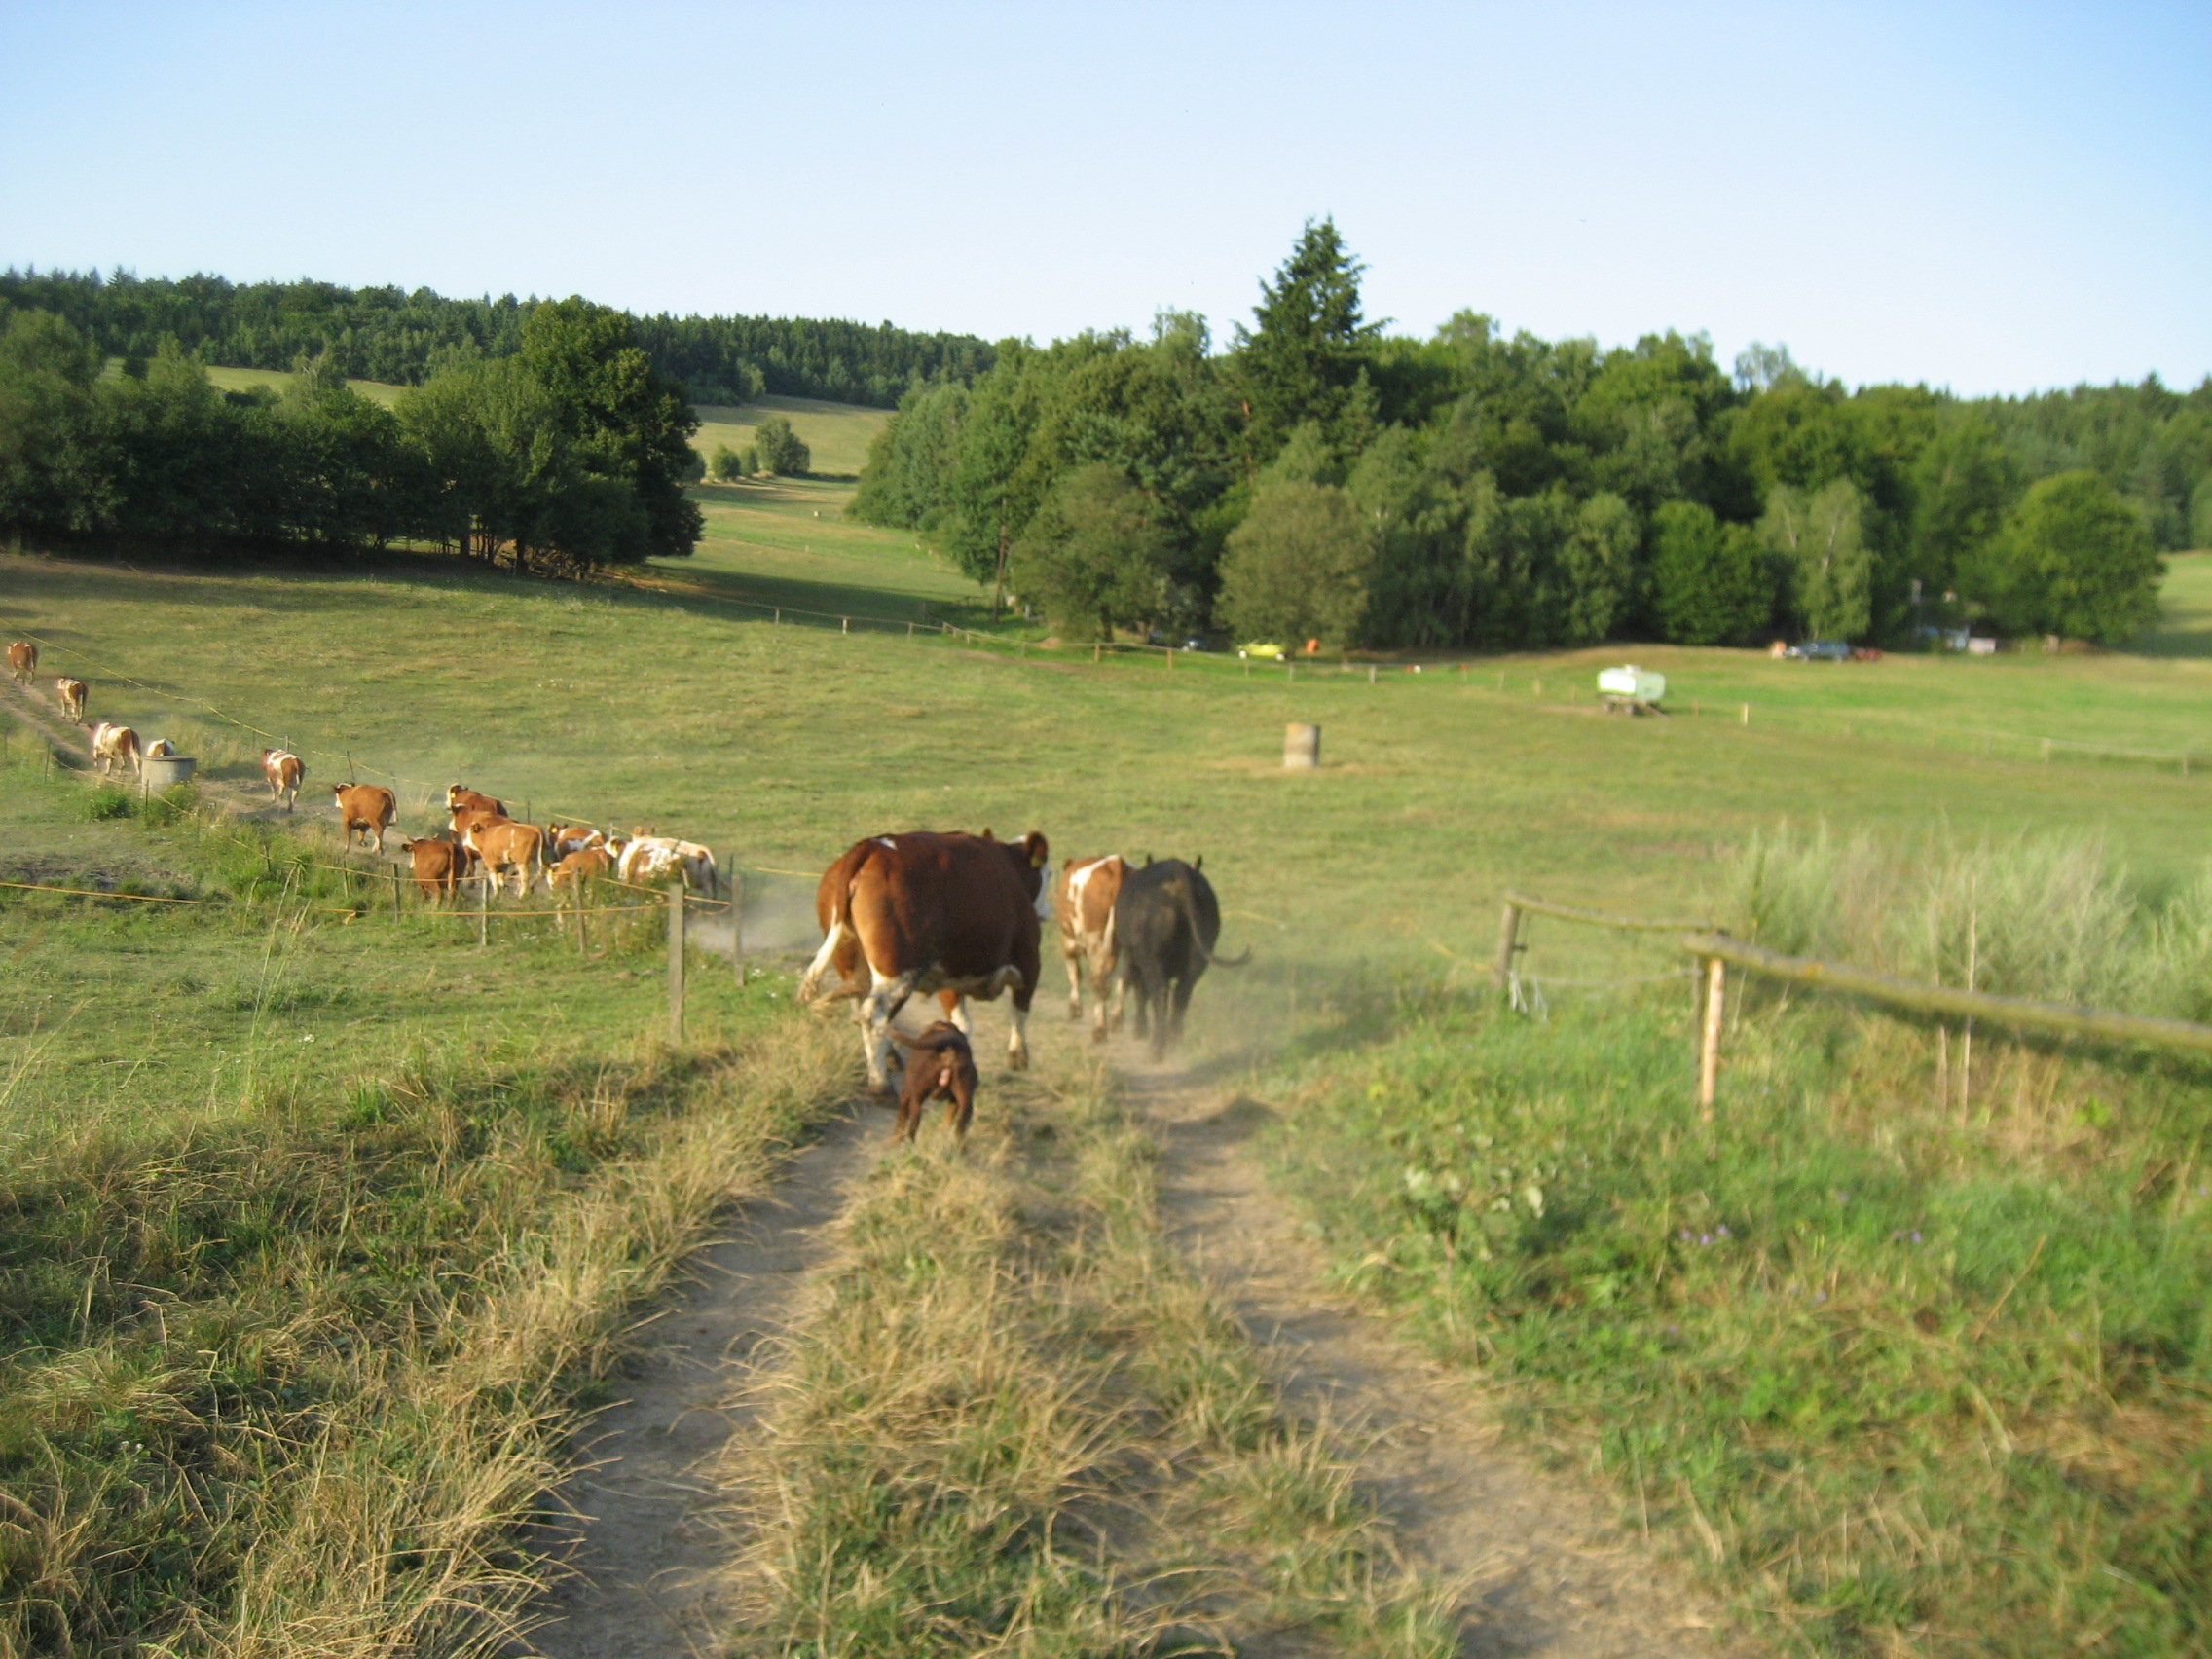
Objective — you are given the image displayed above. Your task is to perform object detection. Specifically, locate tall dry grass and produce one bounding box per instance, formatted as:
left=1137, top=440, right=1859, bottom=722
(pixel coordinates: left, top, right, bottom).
left=0, top=1015, right=849, bottom=1659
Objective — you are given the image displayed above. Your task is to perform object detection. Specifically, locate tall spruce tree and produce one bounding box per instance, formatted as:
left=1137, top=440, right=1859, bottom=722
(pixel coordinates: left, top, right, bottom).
left=1233, top=219, right=1381, bottom=467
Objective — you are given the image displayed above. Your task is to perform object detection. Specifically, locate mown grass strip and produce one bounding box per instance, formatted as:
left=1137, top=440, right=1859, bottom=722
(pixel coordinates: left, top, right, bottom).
left=719, top=1065, right=1456, bottom=1658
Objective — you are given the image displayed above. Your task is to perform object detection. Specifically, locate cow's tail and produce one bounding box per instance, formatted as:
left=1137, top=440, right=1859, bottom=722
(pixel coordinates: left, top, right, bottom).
left=799, top=844, right=868, bottom=1007
left=1173, top=879, right=1251, bottom=968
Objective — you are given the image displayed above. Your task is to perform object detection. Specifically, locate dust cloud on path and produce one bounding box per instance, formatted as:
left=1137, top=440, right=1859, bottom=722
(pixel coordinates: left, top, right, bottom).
left=1118, top=1055, right=1755, bottom=1659
left=526, top=1104, right=882, bottom=1659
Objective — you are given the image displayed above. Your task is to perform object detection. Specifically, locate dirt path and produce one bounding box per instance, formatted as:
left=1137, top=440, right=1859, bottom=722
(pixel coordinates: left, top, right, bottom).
left=1120, top=1059, right=1753, bottom=1659
left=526, top=1104, right=883, bottom=1659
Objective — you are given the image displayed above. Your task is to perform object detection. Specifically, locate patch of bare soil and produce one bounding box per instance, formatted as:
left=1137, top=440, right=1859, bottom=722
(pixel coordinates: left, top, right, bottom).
left=1121, top=1061, right=1756, bottom=1659
left=525, top=1105, right=883, bottom=1659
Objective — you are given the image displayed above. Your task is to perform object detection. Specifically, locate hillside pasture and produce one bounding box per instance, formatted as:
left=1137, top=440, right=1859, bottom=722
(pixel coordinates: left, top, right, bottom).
left=11, top=489, right=2212, bottom=1654
left=689, top=393, right=889, bottom=478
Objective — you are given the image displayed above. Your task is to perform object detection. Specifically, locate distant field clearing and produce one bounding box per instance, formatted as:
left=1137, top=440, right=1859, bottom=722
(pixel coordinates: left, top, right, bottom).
left=197, top=367, right=889, bottom=477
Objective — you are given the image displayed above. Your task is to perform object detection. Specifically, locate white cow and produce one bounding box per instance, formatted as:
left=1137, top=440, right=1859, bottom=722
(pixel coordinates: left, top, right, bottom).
left=617, top=834, right=719, bottom=895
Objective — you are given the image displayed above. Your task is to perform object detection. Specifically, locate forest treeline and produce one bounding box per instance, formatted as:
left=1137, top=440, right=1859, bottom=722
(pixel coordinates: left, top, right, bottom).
left=854, top=223, right=2212, bottom=648
left=0, top=269, right=994, bottom=409
left=0, top=296, right=702, bottom=570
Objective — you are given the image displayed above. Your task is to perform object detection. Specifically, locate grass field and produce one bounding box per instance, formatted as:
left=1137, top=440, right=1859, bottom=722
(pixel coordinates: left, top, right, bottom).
left=7, top=484, right=2212, bottom=1653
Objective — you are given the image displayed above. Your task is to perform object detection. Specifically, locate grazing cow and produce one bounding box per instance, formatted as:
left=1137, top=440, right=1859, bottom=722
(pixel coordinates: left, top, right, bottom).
left=1114, top=857, right=1249, bottom=1059
left=465, top=817, right=547, bottom=899
left=6, top=642, right=34, bottom=685
left=261, top=749, right=304, bottom=811
left=550, top=845, right=612, bottom=893
left=396, top=835, right=477, bottom=903
left=446, top=784, right=506, bottom=817
left=887, top=1021, right=980, bottom=1145
left=801, top=830, right=1051, bottom=1091
left=617, top=833, right=719, bottom=895
left=1056, top=853, right=1127, bottom=1042
left=55, top=678, right=87, bottom=720
left=88, top=721, right=141, bottom=777
left=331, top=783, right=397, bottom=853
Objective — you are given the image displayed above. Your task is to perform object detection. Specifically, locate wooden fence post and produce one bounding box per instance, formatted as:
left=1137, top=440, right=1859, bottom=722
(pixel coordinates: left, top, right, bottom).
left=1493, top=901, right=1523, bottom=999
left=1741, top=703, right=1751, bottom=725
left=667, top=881, right=686, bottom=1047
left=731, top=866, right=746, bottom=987
left=1697, top=955, right=1726, bottom=1118
left=389, top=863, right=402, bottom=917
left=477, top=881, right=489, bottom=949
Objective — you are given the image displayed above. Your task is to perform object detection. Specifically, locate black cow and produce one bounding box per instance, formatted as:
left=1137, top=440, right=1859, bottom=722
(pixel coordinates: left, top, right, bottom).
left=1114, top=857, right=1249, bottom=1058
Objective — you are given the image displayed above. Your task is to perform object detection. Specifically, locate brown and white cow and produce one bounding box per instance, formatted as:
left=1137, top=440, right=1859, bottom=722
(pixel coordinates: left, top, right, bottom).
left=143, top=738, right=176, bottom=761
left=545, top=823, right=604, bottom=862
left=465, top=817, right=546, bottom=899
left=395, top=835, right=476, bottom=903
left=800, top=829, right=1051, bottom=1092
left=261, top=749, right=304, bottom=811
left=446, top=784, right=506, bottom=818
left=88, top=721, right=141, bottom=777
left=6, top=642, right=34, bottom=685
left=331, top=783, right=397, bottom=853
left=1056, top=854, right=1127, bottom=1042
left=55, top=678, right=87, bottom=721
left=617, top=833, right=718, bottom=895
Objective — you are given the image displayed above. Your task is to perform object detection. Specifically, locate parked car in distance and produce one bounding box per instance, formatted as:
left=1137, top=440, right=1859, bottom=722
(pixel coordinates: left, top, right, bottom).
left=1788, top=640, right=1854, bottom=661
left=1238, top=642, right=1285, bottom=660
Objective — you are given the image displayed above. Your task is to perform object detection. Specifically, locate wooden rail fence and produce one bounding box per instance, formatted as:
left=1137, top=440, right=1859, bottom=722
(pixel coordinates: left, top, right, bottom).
left=1498, top=891, right=2212, bottom=1116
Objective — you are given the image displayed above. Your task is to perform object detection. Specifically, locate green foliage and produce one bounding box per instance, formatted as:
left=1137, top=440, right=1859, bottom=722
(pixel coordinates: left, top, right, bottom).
left=709, top=442, right=744, bottom=482
left=751, top=413, right=811, bottom=477
left=1971, top=471, right=2163, bottom=644
left=1232, top=218, right=1382, bottom=463
left=1761, top=479, right=1875, bottom=639
left=1007, top=462, right=1172, bottom=639
left=0, top=266, right=991, bottom=407
left=1216, top=477, right=1371, bottom=645
left=1651, top=500, right=1773, bottom=645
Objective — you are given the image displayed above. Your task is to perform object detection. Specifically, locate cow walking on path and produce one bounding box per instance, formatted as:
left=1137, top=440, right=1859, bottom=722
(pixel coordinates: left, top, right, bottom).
left=88, top=722, right=140, bottom=777
left=1057, top=853, right=1127, bottom=1042
left=801, top=830, right=1051, bottom=1092
left=6, top=643, right=34, bottom=685
left=1115, top=857, right=1249, bottom=1059
left=55, top=678, right=87, bottom=721
left=332, top=783, right=397, bottom=854
left=262, top=750, right=304, bottom=810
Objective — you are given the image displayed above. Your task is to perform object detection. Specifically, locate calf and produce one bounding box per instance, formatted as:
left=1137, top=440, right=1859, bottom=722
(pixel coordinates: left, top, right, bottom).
left=331, top=783, right=397, bottom=853
left=466, top=817, right=547, bottom=899
left=6, top=642, right=34, bottom=685
left=261, top=749, right=304, bottom=811
left=550, top=844, right=613, bottom=893
left=446, top=784, right=506, bottom=817
left=55, top=678, right=87, bottom=720
left=887, top=1021, right=979, bottom=1145
left=88, top=721, right=141, bottom=777
left=396, top=835, right=476, bottom=903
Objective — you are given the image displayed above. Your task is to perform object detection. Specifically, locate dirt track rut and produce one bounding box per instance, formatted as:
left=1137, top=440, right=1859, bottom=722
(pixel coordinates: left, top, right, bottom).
left=528, top=1105, right=880, bottom=1659
left=1124, top=1060, right=1750, bottom=1659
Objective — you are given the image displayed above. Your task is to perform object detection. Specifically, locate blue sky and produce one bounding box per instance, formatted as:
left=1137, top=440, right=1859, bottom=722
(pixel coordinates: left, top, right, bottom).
left=2, top=1, right=2204, bottom=395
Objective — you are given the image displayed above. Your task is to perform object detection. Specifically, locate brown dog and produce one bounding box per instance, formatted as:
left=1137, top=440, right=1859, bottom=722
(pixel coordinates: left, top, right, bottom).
left=888, top=1021, right=979, bottom=1145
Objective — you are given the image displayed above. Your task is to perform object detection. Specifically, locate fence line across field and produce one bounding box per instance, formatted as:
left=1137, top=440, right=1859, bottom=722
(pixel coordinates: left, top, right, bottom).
left=1500, top=888, right=2212, bottom=1116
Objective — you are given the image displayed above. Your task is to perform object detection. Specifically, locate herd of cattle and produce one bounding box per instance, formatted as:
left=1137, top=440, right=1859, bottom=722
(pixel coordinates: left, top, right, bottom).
left=12, top=639, right=1248, bottom=1141
left=801, top=830, right=1247, bottom=1119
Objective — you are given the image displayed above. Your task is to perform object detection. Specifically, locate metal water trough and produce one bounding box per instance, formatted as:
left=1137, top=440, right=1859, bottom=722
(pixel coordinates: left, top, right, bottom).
left=141, top=755, right=198, bottom=793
